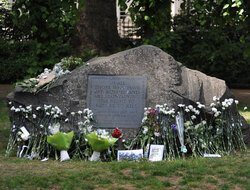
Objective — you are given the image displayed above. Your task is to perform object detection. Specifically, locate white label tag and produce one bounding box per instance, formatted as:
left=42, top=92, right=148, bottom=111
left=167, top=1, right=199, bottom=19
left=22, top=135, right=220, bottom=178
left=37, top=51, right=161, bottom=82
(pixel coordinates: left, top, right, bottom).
left=20, top=126, right=30, bottom=137
left=148, top=144, right=164, bottom=162
left=204, top=153, right=221, bottom=158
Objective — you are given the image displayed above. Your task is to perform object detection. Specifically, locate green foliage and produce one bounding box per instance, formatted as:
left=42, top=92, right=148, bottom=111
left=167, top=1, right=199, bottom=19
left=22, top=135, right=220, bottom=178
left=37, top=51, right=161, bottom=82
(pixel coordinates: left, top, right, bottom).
left=0, top=0, right=83, bottom=83
left=25, top=41, right=73, bottom=77
left=8, top=0, right=81, bottom=42
left=0, top=38, right=72, bottom=83
left=86, top=132, right=118, bottom=152
left=119, top=0, right=172, bottom=38
left=80, top=48, right=98, bottom=62
left=222, top=0, right=245, bottom=19
left=15, top=78, right=40, bottom=93
left=125, top=0, right=250, bottom=87
left=171, top=0, right=250, bottom=87
left=61, top=56, right=85, bottom=71
left=0, top=98, right=10, bottom=154
left=0, top=98, right=9, bottom=123
left=0, top=39, right=38, bottom=83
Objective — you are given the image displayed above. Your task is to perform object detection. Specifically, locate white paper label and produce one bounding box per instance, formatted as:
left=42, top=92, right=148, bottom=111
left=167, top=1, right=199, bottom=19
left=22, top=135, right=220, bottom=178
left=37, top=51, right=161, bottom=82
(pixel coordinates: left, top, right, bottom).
left=204, top=153, right=221, bottom=158
left=148, top=144, right=164, bottom=162
left=20, top=126, right=30, bottom=137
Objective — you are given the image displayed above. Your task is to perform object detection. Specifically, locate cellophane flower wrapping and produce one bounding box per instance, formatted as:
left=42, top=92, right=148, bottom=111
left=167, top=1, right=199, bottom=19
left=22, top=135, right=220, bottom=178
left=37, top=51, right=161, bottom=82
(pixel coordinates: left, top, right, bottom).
left=86, top=131, right=118, bottom=152
left=47, top=131, right=74, bottom=151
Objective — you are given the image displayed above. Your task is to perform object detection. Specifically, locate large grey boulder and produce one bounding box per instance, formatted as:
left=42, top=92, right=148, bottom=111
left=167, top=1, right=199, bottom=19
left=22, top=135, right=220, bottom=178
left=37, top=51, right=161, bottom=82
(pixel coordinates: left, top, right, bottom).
left=7, top=45, right=250, bottom=143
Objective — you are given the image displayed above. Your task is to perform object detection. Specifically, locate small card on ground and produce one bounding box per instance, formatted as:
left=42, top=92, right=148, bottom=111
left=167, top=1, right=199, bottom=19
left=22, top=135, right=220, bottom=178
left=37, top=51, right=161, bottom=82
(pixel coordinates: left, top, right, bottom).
left=204, top=153, right=221, bottom=158
left=148, top=144, right=164, bottom=162
left=117, top=149, right=143, bottom=161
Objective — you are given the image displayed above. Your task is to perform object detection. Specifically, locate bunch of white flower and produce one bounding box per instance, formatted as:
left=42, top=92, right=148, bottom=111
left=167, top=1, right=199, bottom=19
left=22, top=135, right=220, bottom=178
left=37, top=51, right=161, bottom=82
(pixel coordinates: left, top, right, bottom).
left=196, top=102, right=205, bottom=109
left=48, top=123, right=60, bottom=135
left=213, top=96, right=220, bottom=102
left=84, top=108, right=94, bottom=120
left=142, top=126, right=148, bottom=134
left=96, top=129, right=112, bottom=142
left=44, top=104, right=52, bottom=111
left=221, top=98, right=235, bottom=109
left=38, top=68, right=51, bottom=79
left=178, top=104, right=185, bottom=108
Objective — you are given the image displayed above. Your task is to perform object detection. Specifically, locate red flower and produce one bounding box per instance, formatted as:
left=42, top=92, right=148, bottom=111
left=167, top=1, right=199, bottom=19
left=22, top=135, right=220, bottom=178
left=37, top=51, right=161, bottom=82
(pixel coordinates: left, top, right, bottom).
left=112, top=128, right=122, bottom=138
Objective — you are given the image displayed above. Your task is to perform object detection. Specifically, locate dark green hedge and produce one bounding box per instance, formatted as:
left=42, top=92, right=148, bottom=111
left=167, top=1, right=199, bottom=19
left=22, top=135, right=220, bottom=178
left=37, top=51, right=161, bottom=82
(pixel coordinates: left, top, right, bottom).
left=0, top=39, right=72, bottom=83
left=0, top=39, right=37, bottom=83
left=132, top=0, right=250, bottom=88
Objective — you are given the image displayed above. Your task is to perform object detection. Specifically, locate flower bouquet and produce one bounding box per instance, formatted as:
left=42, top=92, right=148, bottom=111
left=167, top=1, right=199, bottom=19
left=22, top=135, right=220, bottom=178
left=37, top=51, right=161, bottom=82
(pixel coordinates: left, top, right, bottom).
left=112, top=128, right=122, bottom=138
left=112, top=128, right=123, bottom=149
left=86, top=129, right=118, bottom=161
left=47, top=128, right=74, bottom=162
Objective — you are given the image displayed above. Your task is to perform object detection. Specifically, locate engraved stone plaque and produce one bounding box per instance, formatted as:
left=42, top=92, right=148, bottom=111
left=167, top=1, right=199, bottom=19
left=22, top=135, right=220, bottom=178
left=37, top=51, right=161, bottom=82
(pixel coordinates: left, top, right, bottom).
left=87, top=75, right=147, bottom=129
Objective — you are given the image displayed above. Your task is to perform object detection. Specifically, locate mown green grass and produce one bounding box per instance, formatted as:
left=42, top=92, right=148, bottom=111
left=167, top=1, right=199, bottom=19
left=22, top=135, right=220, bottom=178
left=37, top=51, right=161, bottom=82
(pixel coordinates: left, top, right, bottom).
left=0, top=98, right=250, bottom=189
left=0, top=98, right=10, bottom=155
left=238, top=103, right=250, bottom=124
left=0, top=154, right=250, bottom=189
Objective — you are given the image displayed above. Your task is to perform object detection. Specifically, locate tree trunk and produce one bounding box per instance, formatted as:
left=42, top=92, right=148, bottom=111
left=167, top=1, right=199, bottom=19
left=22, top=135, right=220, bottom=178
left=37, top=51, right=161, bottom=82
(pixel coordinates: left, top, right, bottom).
left=71, top=0, right=121, bottom=55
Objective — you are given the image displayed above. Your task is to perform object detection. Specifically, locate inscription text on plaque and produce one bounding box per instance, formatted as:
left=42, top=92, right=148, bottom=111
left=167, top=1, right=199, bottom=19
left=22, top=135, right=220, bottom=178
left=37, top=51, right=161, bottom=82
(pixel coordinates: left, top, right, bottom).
left=87, top=75, right=147, bottom=128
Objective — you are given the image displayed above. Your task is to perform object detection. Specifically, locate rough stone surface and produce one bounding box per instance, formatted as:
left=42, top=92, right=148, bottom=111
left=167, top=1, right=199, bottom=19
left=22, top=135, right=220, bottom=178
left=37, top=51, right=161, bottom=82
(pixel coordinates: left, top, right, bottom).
left=7, top=45, right=250, bottom=143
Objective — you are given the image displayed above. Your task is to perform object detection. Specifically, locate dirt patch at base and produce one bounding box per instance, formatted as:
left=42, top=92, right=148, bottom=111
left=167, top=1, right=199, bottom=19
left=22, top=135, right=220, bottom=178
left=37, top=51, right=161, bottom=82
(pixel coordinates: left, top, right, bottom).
left=156, top=175, right=183, bottom=189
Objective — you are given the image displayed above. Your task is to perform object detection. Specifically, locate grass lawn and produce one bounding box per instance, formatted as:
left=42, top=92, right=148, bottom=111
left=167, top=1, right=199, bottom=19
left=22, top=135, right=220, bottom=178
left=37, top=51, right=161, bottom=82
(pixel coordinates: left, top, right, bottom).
left=238, top=103, right=250, bottom=124
left=0, top=98, right=250, bottom=190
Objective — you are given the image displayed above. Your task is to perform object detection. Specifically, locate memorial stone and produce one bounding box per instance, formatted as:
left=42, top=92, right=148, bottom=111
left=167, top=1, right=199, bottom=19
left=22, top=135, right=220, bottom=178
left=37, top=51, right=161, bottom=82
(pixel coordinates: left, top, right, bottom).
left=87, top=75, right=147, bottom=128
left=6, top=45, right=250, bottom=143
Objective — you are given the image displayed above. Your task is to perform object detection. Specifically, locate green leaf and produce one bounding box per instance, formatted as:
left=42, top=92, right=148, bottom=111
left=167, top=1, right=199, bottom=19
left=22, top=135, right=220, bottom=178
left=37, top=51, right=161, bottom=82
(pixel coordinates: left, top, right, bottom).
left=40, top=6, right=47, bottom=12
left=223, top=4, right=229, bottom=9
left=41, top=32, right=48, bottom=38
left=231, top=3, right=237, bottom=7
left=42, top=14, right=47, bottom=19
left=199, top=14, right=205, bottom=19
left=144, top=15, right=150, bottom=21
left=47, top=131, right=74, bottom=151
left=240, top=35, right=245, bottom=44
left=243, top=48, right=250, bottom=58
left=239, top=9, right=244, bottom=15
left=118, top=0, right=128, bottom=10
left=49, top=23, right=57, bottom=28
left=149, top=1, right=154, bottom=8
left=86, top=132, right=118, bottom=152
left=194, top=3, right=201, bottom=10
left=200, top=20, right=206, bottom=26
left=31, top=25, right=37, bottom=32
left=223, top=12, right=229, bottom=16
left=236, top=1, right=242, bottom=7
